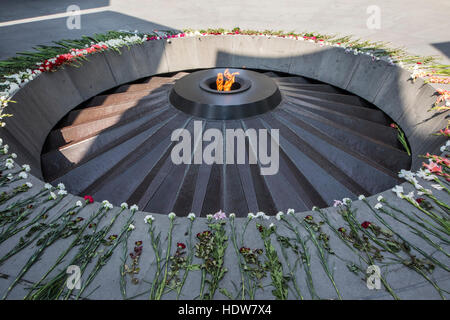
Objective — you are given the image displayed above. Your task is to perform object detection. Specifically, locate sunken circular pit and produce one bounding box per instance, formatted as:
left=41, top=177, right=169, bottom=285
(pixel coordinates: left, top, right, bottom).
left=170, top=68, right=281, bottom=119
left=39, top=68, right=412, bottom=217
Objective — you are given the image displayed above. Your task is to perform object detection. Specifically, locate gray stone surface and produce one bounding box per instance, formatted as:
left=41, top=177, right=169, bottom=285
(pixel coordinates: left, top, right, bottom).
left=0, top=35, right=448, bottom=300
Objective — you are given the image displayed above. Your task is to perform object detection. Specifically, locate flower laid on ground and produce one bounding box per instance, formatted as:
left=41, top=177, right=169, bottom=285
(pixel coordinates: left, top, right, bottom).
left=213, top=210, right=226, bottom=220
left=229, top=213, right=235, bottom=219
left=361, top=221, right=372, bottom=229
left=127, top=224, right=135, bottom=231
left=436, top=127, right=450, bottom=137
left=416, top=168, right=437, bottom=181
left=247, top=212, right=255, bottom=220
left=168, top=212, right=176, bottom=220
left=433, top=88, right=450, bottom=108
left=75, top=200, right=83, bottom=207
left=57, top=190, right=67, bottom=196
left=18, top=172, right=27, bottom=179
left=358, top=195, right=366, bottom=200
left=102, top=200, right=113, bottom=210
left=57, top=183, right=65, bottom=190
left=121, top=203, right=128, bottom=209
left=374, top=203, right=383, bottom=210
left=144, top=215, right=154, bottom=224
left=123, top=241, right=144, bottom=286
left=275, top=211, right=284, bottom=221
left=342, top=198, right=352, bottom=205
left=130, top=204, right=139, bottom=212
left=177, top=242, right=186, bottom=249
left=44, top=183, right=52, bottom=190
left=333, top=200, right=343, bottom=207
left=287, top=208, right=295, bottom=215
left=22, top=164, right=30, bottom=172
left=440, top=140, right=450, bottom=152
left=84, top=195, right=94, bottom=203
left=391, top=185, right=404, bottom=198
left=187, top=213, right=196, bottom=221
left=48, top=192, right=57, bottom=200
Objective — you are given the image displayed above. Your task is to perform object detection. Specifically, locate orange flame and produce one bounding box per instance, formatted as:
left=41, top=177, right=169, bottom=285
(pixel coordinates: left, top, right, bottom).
left=216, top=69, right=239, bottom=91
left=216, top=72, right=224, bottom=91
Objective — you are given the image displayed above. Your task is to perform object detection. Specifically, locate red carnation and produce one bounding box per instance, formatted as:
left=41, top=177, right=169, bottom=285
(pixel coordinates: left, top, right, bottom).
left=361, top=221, right=372, bottom=229
left=416, top=198, right=425, bottom=204
left=84, top=195, right=94, bottom=203
left=177, top=242, right=186, bottom=249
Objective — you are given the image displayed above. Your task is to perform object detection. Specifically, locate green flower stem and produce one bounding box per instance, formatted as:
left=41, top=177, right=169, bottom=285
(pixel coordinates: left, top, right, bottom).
left=199, top=269, right=206, bottom=300
left=315, top=208, right=400, bottom=300
left=148, top=221, right=162, bottom=299
left=275, top=231, right=304, bottom=300
left=229, top=218, right=250, bottom=300
left=0, top=198, right=72, bottom=265
left=154, top=217, right=175, bottom=300
left=301, top=220, right=342, bottom=300
left=2, top=204, right=81, bottom=299
left=280, top=217, right=318, bottom=299
left=76, top=212, right=135, bottom=299
left=0, top=197, right=63, bottom=245
left=63, top=208, right=123, bottom=300
left=402, top=197, right=450, bottom=233
left=0, top=188, right=48, bottom=213
left=364, top=202, right=449, bottom=272
left=25, top=204, right=105, bottom=300
left=384, top=202, right=449, bottom=242
left=396, top=127, right=411, bottom=156
left=348, top=206, right=446, bottom=300
left=176, top=218, right=195, bottom=299
left=258, top=224, right=288, bottom=300
left=378, top=207, right=449, bottom=258
left=120, top=227, right=132, bottom=299
left=433, top=177, right=450, bottom=195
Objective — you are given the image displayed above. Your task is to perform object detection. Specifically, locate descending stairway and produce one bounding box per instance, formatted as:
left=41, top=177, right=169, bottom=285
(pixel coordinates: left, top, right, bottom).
left=41, top=70, right=411, bottom=217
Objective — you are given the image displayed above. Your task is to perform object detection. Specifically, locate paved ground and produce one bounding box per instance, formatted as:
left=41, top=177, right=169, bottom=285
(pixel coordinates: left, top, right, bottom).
left=0, top=0, right=449, bottom=63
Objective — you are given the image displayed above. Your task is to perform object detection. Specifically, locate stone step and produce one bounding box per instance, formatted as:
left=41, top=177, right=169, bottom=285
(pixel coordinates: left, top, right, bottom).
left=273, top=76, right=312, bottom=84
left=279, top=83, right=342, bottom=94
left=283, top=94, right=389, bottom=125
left=283, top=87, right=365, bottom=107
left=279, top=103, right=410, bottom=172
left=242, top=117, right=324, bottom=212
left=42, top=107, right=175, bottom=181
left=254, top=114, right=367, bottom=203
left=86, top=86, right=169, bottom=108
left=80, top=114, right=191, bottom=199
left=46, top=94, right=169, bottom=150
left=262, top=71, right=279, bottom=77
left=111, top=80, right=173, bottom=94
left=60, top=90, right=168, bottom=127
left=52, top=113, right=187, bottom=195
left=269, top=111, right=401, bottom=195
left=285, top=96, right=399, bottom=146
